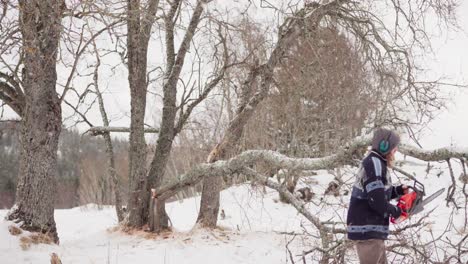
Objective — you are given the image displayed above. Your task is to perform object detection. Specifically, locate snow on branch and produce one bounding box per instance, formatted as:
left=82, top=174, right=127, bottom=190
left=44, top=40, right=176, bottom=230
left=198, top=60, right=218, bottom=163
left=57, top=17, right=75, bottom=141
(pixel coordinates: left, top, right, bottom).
left=329, top=135, right=468, bottom=162
left=399, top=145, right=468, bottom=161
left=154, top=135, right=468, bottom=201
left=154, top=137, right=370, bottom=199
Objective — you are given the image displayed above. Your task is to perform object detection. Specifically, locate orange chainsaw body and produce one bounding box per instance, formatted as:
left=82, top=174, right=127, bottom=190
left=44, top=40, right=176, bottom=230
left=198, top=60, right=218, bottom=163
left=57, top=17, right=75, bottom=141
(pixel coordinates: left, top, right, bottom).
left=391, top=180, right=424, bottom=224
left=398, top=191, right=418, bottom=212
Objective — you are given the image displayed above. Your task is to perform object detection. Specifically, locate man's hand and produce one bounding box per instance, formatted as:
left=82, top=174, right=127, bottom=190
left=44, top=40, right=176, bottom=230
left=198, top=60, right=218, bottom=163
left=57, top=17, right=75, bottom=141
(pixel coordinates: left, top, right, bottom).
left=392, top=210, right=408, bottom=224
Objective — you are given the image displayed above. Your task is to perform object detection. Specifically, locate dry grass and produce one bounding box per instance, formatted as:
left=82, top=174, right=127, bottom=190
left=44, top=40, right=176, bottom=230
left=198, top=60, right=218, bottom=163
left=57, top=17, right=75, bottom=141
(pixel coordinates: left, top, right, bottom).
left=8, top=225, right=22, bottom=236
left=19, top=236, right=32, bottom=250
left=112, top=225, right=174, bottom=240
left=19, top=233, right=54, bottom=250
left=50, top=252, right=62, bottom=264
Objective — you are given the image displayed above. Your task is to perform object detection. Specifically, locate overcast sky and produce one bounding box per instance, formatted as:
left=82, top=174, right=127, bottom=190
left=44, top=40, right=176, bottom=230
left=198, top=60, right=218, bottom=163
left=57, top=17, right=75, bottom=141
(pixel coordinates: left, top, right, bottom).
left=415, top=1, right=468, bottom=149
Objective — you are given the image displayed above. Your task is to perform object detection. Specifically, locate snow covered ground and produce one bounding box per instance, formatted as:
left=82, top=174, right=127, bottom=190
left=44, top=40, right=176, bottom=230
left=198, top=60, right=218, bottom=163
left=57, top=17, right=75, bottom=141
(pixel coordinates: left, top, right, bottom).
left=0, top=186, right=312, bottom=264
left=0, top=156, right=466, bottom=263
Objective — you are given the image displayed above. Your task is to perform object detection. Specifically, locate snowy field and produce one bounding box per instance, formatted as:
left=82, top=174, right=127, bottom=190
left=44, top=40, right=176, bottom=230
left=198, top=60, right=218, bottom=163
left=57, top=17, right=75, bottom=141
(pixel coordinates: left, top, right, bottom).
left=0, top=186, right=316, bottom=264
left=0, top=155, right=466, bottom=264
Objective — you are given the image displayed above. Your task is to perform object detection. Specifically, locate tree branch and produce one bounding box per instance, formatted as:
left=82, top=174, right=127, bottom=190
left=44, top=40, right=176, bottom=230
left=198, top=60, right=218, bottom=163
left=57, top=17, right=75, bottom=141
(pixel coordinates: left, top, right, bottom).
left=59, top=20, right=123, bottom=103
left=154, top=137, right=369, bottom=199
left=86, top=126, right=159, bottom=135
left=63, top=98, right=94, bottom=127
left=0, top=85, right=23, bottom=116
left=166, top=0, right=209, bottom=87
left=399, top=145, right=468, bottom=161
left=140, top=0, right=161, bottom=42
left=154, top=133, right=468, bottom=202
left=174, top=24, right=229, bottom=135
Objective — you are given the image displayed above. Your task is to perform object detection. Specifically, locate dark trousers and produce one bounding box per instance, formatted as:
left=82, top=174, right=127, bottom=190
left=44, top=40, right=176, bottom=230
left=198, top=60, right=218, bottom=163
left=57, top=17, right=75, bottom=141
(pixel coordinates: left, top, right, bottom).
left=355, top=239, right=388, bottom=264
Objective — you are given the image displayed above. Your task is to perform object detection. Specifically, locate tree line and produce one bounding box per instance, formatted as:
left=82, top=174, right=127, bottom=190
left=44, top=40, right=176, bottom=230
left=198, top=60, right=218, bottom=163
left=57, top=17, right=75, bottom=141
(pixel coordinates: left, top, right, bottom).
left=0, top=124, right=129, bottom=209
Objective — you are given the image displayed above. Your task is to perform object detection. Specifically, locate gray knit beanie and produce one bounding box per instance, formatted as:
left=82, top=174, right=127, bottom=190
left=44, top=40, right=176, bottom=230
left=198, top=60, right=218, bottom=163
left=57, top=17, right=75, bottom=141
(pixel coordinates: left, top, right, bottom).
left=371, top=128, right=400, bottom=155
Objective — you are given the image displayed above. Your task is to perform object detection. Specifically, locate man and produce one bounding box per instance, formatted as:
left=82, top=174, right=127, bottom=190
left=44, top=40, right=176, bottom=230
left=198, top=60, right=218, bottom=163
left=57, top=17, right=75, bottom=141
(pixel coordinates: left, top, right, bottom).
left=347, top=128, right=408, bottom=264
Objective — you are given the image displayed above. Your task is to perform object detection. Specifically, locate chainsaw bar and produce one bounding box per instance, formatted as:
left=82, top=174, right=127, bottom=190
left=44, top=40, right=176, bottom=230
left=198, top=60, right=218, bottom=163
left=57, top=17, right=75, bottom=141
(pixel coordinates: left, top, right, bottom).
left=411, top=188, right=445, bottom=215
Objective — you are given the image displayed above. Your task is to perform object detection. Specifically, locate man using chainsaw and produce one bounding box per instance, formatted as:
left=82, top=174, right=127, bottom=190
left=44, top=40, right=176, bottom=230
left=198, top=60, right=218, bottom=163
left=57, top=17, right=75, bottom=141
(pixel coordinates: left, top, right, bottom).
left=346, top=128, right=409, bottom=264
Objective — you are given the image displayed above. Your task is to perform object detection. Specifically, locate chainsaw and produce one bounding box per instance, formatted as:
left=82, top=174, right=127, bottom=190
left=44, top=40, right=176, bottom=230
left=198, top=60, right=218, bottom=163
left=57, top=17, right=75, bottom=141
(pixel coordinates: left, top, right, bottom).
left=391, top=179, right=445, bottom=224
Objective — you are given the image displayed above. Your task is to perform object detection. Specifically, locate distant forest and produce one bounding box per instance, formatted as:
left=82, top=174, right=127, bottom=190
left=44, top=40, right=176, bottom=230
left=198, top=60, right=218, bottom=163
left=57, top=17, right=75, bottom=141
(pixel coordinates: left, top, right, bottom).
left=0, top=124, right=129, bottom=209
left=0, top=122, right=216, bottom=209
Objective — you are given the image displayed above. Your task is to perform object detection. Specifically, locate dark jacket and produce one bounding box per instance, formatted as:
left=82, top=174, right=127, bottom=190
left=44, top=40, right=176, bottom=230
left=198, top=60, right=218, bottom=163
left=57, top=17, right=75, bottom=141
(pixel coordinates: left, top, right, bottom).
left=346, top=150, right=404, bottom=240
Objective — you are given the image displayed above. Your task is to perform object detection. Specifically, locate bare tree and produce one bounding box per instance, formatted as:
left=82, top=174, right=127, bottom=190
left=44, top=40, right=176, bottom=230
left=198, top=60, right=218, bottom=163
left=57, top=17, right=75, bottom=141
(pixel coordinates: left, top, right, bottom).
left=125, top=0, right=160, bottom=228
left=146, top=0, right=231, bottom=231
left=52, top=0, right=229, bottom=231
left=91, top=40, right=125, bottom=222
left=2, top=0, right=64, bottom=243
left=0, top=0, right=125, bottom=239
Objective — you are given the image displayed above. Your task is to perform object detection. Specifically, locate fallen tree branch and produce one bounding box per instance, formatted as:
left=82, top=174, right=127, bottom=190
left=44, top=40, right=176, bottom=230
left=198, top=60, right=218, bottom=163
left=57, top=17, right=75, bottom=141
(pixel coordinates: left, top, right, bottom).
left=86, top=126, right=159, bottom=135
left=399, top=145, right=468, bottom=161
left=154, top=137, right=370, bottom=199
left=334, top=135, right=468, bottom=162
left=154, top=136, right=468, bottom=201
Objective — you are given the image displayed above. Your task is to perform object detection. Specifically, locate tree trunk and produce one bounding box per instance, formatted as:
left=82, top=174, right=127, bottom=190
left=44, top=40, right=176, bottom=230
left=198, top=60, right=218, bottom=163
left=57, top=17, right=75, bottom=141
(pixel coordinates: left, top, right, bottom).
left=279, top=173, right=299, bottom=204
left=197, top=175, right=223, bottom=227
left=103, top=131, right=124, bottom=222
left=126, top=0, right=148, bottom=228
left=93, top=47, right=124, bottom=222
left=146, top=135, right=174, bottom=230
left=6, top=0, right=63, bottom=243
left=196, top=111, right=251, bottom=227
left=196, top=62, right=270, bottom=228
left=196, top=143, right=225, bottom=227
left=126, top=36, right=149, bottom=227
left=147, top=0, right=208, bottom=231
left=125, top=0, right=160, bottom=228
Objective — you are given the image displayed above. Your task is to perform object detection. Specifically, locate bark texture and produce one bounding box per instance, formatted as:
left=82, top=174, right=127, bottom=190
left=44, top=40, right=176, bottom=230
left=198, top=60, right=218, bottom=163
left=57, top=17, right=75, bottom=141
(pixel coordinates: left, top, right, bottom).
left=126, top=0, right=160, bottom=227
left=196, top=144, right=225, bottom=227
left=6, top=0, right=63, bottom=243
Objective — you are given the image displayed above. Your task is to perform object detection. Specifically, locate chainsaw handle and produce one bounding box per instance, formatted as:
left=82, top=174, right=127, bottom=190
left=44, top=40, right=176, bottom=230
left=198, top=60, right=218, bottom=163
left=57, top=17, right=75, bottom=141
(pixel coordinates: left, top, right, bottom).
left=404, top=185, right=414, bottom=193
left=412, top=179, right=425, bottom=196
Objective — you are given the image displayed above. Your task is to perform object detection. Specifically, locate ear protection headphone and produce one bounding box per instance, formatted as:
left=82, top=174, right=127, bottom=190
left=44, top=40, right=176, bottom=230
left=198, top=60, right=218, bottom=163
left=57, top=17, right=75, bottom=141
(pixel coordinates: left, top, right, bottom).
left=379, top=132, right=392, bottom=153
